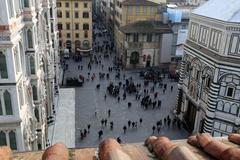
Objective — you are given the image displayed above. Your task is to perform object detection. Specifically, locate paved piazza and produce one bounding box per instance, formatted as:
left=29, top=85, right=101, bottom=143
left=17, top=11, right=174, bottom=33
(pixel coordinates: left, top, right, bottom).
left=62, top=28, right=189, bottom=148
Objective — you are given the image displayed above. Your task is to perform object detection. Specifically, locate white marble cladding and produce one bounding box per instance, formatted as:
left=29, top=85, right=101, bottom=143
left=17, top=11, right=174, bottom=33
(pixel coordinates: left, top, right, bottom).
left=177, top=9, right=240, bottom=136
left=0, top=0, right=59, bottom=151
left=188, top=14, right=240, bottom=58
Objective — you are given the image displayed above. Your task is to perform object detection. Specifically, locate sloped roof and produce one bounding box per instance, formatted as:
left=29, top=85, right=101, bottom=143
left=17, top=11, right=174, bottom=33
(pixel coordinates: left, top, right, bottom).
left=192, top=0, right=240, bottom=22
left=11, top=135, right=240, bottom=160
left=122, top=0, right=159, bottom=6
left=119, top=21, right=172, bottom=34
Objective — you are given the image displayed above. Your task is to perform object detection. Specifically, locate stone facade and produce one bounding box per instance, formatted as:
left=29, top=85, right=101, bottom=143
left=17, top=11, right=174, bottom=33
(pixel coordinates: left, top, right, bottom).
left=176, top=3, right=240, bottom=136
left=0, top=0, right=59, bottom=151
left=56, top=0, right=93, bottom=55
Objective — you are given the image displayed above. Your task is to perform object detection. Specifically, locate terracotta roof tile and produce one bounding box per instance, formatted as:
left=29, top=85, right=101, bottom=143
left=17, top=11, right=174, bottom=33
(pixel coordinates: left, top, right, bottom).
left=0, top=146, right=11, bottom=160
left=9, top=134, right=240, bottom=160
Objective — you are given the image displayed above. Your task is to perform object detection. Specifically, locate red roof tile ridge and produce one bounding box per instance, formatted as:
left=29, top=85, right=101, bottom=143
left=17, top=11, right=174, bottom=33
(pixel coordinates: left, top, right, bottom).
left=42, top=142, right=69, bottom=160
left=187, top=133, right=240, bottom=160
left=145, top=136, right=199, bottom=160
left=99, top=138, right=132, bottom=160
left=0, top=146, right=11, bottom=160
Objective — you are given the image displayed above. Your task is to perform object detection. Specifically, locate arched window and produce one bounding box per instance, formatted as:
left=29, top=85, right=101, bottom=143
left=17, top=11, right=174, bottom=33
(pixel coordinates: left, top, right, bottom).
left=34, top=108, right=39, bottom=122
left=230, top=104, right=238, bottom=115
left=0, top=51, right=8, bottom=79
left=24, top=0, right=29, bottom=7
left=9, top=131, right=17, bottom=150
left=14, top=50, right=20, bottom=73
left=44, top=12, right=48, bottom=25
left=130, top=52, right=139, bottom=64
left=217, top=101, right=224, bottom=111
left=4, top=91, right=13, bottom=115
left=0, top=131, right=7, bottom=146
left=27, top=29, right=33, bottom=48
left=224, top=103, right=231, bottom=113
left=30, top=56, right=35, bottom=75
left=32, top=85, right=38, bottom=101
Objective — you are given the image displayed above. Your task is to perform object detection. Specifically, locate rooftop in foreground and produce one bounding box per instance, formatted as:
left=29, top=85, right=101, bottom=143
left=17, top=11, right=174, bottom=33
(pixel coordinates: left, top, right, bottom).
left=11, top=136, right=240, bottom=160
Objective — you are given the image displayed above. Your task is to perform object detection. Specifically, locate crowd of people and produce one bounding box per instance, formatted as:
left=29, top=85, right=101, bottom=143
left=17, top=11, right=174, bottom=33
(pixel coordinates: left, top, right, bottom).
left=63, top=20, right=182, bottom=145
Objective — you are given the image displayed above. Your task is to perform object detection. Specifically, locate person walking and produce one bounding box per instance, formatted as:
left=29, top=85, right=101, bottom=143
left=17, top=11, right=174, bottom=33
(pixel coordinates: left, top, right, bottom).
left=157, top=127, right=161, bottom=134
left=128, top=120, right=131, bottom=128
left=152, top=125, right=156, bottom=134
left=104, top=119, right=107, bottom=126
left=110, top=121, right=113, bottom=130
left=132, top=122, right=135, bottom=128
left=84, top=129, right=87, bottom=137
left=163, top=89, right=166, bottom=94
left=123, top=125, right=127, bottom=134
left=128, top=102, right=132, bottom=108
left=171, top=85, right=173, bottom=92
left=87, top=124, right=91, bottom=133
left=104, top=94, right=107, bottom=101
left=139, top=118, right=143, bottom=126
left=98, top=130, right=103, bottom=140
left=108, top=109, right=111, bottom=117
left=80, top=130, right=84, bottom=140
left=117, top=96, right=120, bottom=103
left=158, top=100, right=162, bottom=108
left=117, top=137, right=122, bottom=144
left=101, top=119, right=104, bottom=127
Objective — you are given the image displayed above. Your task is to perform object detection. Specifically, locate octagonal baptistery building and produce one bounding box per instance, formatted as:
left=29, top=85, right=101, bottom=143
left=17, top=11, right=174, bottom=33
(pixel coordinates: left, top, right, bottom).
left=176, top=0, right=240, bottom=136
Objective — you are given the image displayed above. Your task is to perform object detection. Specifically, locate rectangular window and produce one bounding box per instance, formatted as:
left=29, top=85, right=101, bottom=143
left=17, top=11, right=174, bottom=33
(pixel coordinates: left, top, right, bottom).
left=84, top=31, right=88, bottom=38
left=65, top=2, right=69, bottom=7
left=75, top=2, right=78, bottom=8
left=226, top=87, right=234, bottom=97
left=0, top=51, right=8, bottom=79
left=75, top=23, right=79, bottom=30
left=9, top=131, right=17, bottom=150
left=143, top=7, right=147, bottom=15
left=83, top=12, right=89, bottom=18
left=57, top=10, right=62, bottom=18
left=133, top=34, right=139, bottom=42
left=229, top=35, right=239, bottom=54
left=83, top=23, right=89, bottom=30
left=75, top=12, right=79, bottom=18
left=66, top=11, right=70, bottom=18
left=67, top=33, right=71, bottom=38
left=57, top=2, right=61, bottom=7
left=66, top=23, right=70, bottom=30
left=75, top=33, right=79, bottom=38
left=84, top=3, right=88, bottom=8
left=147, top=34, right=152, bottom=42
left=136, top=6, right=140, bottom=15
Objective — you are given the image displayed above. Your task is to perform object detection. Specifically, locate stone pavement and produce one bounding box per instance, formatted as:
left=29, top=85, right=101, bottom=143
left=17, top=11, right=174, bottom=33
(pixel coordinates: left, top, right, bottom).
left=51, top=88, right=75, bottom=148
left=56, top=24, right=189, bottom=148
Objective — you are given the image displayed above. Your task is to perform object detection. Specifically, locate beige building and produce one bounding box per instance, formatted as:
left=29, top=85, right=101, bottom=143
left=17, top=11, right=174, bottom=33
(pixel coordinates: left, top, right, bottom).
left=113, top=0, right=174, bottom=68
left=57, top=0, right=93, bottom=55
left=120, top=21, right=173, bottom=68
